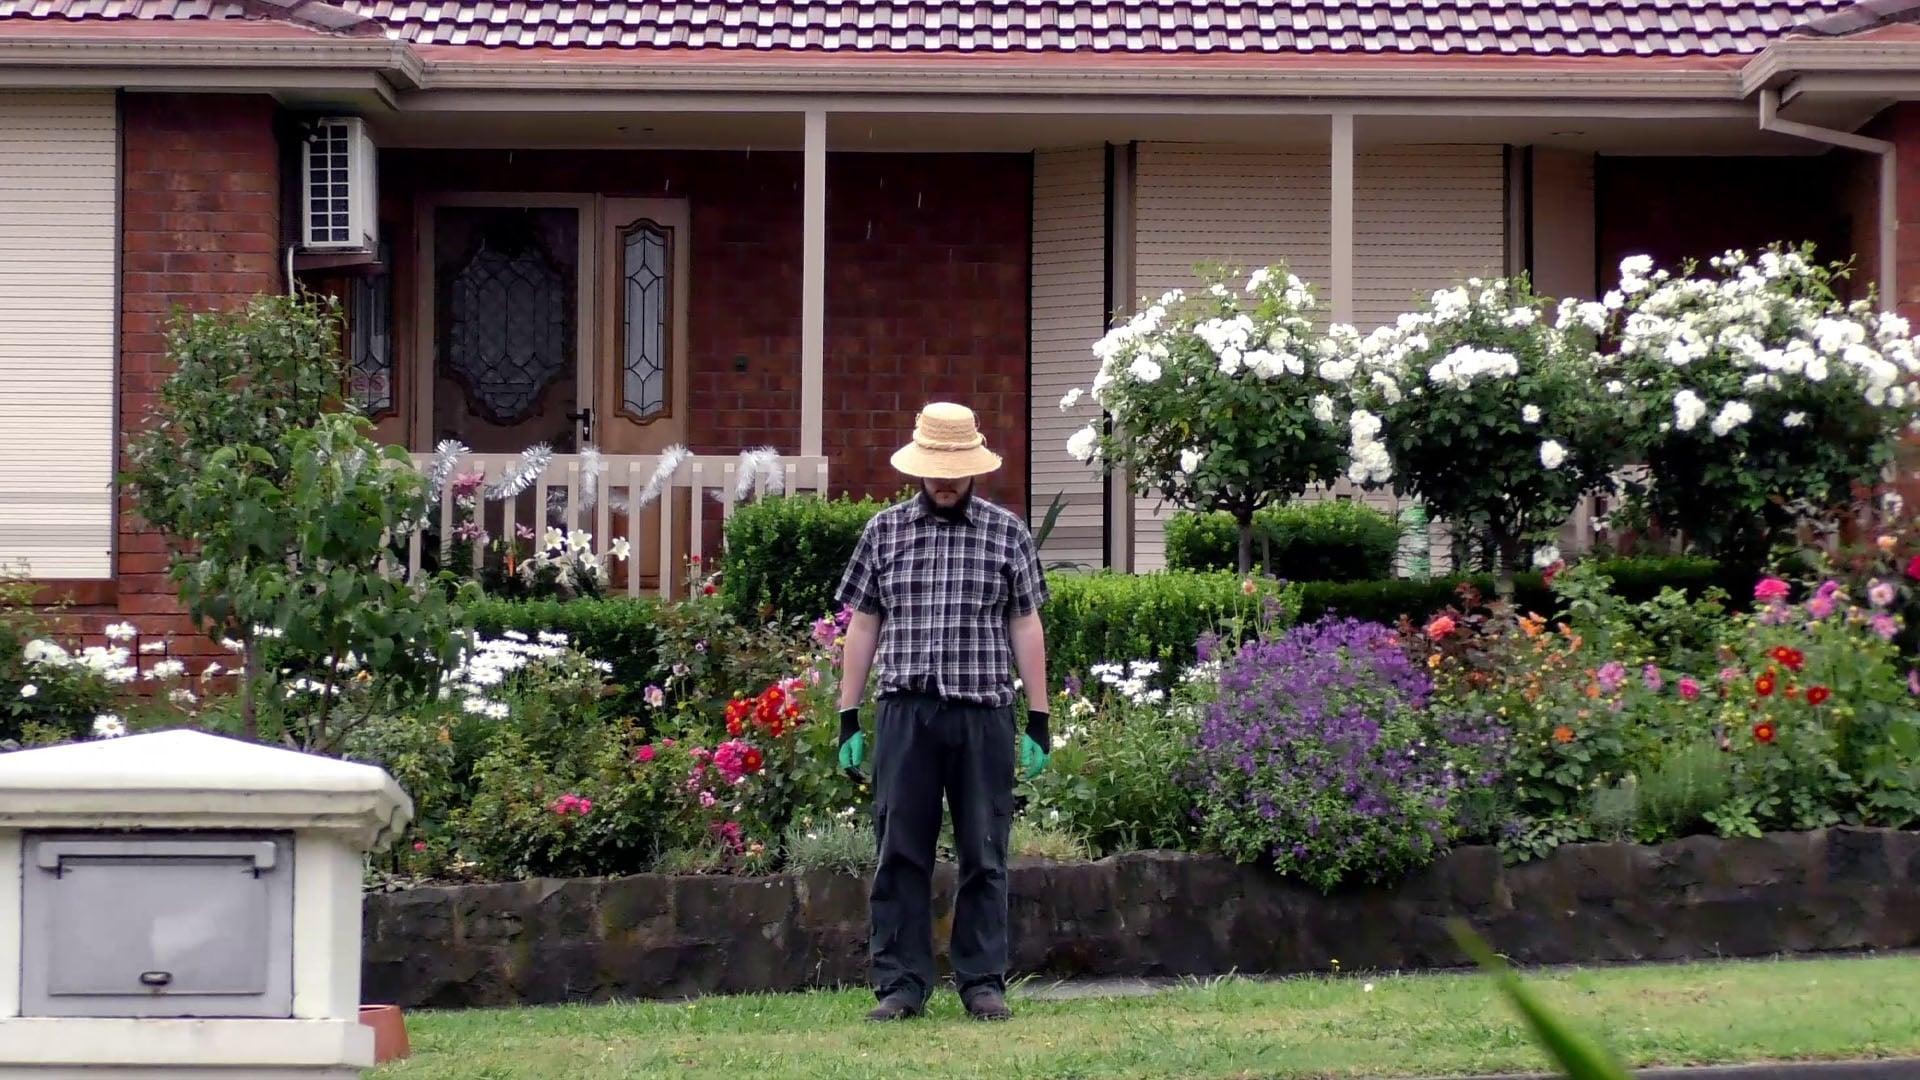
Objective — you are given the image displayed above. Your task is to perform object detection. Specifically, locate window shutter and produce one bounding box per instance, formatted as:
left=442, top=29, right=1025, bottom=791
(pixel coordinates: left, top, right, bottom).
left=1029, top=148, right=1108, bottom=569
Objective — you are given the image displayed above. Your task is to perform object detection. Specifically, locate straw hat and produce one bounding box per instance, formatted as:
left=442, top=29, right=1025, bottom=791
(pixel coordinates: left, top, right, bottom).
left=890, top=402, right=1003, bottom=479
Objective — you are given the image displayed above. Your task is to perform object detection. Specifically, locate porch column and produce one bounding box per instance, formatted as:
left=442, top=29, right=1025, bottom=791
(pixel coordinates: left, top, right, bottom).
left=1330, top=112, right=1355, bottom=325
left=801, top=110, right=826, bottom=459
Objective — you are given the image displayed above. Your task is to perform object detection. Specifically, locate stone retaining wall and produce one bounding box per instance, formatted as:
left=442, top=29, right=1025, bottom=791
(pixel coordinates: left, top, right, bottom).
left=361, top=827, right=1920, bottom=1008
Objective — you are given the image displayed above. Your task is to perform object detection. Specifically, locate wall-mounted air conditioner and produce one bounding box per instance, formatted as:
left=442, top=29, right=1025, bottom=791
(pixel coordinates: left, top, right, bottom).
left=301, top=117, right=378, bottom=251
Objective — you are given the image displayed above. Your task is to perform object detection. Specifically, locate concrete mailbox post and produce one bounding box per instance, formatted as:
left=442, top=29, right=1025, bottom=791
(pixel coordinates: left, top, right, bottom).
left=0, top=729, right=412, bottom=1079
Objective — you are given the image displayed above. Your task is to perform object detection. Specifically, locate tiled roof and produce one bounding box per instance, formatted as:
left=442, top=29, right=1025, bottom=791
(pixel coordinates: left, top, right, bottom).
left=0, top=0, right=1860, bottom=56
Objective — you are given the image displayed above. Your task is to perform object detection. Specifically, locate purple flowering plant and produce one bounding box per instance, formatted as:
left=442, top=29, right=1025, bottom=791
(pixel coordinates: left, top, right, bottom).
left=1192, top=616, right=1505, bottom=892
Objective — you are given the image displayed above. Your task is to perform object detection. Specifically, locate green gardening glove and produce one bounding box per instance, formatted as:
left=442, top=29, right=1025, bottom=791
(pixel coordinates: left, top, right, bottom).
left=1019, top=710, right=1051, bottom=780
left=837, top=708, right=868, bottom=783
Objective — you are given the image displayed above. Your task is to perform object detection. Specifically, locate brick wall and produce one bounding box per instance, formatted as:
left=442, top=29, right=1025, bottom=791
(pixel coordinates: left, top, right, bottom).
left=382, top=149, right=1032, bottom=511
left=115, top=93, right=283, bottom=659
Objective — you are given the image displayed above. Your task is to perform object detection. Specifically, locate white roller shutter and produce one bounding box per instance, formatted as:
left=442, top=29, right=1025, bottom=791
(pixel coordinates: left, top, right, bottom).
left=0, top=92, right=117, bottom=579
left=1353, top=145, right=1507, bottom=328
left=1030, top=148, right=1107, bottom=569
left=1127, top=142, right=1503, bottom=573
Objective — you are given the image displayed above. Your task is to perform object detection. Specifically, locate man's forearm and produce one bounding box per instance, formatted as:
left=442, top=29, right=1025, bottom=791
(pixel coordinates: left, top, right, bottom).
left=1010, top=613, right=1049, bottom=713
left=838, top=612, right=882, bottom=712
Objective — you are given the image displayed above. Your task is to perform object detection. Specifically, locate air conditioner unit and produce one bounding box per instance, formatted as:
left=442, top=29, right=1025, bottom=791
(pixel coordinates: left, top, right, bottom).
left=301, top=117, right=378, bottom=251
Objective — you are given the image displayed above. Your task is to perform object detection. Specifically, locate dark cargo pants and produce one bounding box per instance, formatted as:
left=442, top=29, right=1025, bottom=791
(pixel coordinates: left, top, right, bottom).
left=867, top=691, right=1016, bottom=1006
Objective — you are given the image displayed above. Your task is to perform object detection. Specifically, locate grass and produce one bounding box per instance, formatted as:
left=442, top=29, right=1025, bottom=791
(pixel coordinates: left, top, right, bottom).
left=373, top=953, right=1920, bottom=1080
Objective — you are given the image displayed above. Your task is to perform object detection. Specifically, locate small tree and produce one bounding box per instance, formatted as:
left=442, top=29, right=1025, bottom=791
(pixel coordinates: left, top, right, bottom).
left=1063, top=265, right=1351, bottom=572
left=1342, top=276, right=1616, bottom=597
left=1594, top=245, right=1920, bottom=570
left=123, top=294, right=472, bottom=747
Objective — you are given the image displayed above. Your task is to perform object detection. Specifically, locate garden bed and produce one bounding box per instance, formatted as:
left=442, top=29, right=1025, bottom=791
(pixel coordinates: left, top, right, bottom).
left=362, top=826, right=1920, bottom=1009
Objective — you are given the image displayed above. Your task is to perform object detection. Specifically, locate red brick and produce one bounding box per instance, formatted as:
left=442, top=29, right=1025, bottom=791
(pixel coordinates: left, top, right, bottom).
left=112, top=94, right=280, bottom=653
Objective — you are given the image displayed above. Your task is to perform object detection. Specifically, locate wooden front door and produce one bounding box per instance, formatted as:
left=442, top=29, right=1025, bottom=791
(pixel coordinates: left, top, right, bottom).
left=419, top=197, right=595, bottom=454
left=596, top=197, right=692, bottom=591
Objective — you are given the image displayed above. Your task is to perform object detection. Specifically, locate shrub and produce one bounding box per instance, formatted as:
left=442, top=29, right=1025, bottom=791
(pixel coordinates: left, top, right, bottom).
left=1024, top=671, right=1207, bottom=856
left=1166, top=501, right=1402, bottom=582
left=465, top=592, right=810, bottom=722
left=1292, top=556, right=1725, bottom=627
left=723, top=494, right=887, bottom=624
left=1042, top=571, right=1299, bottom=686
left=1192, top=617, right=1504, bottom=892
left=1, top=582, right=122, bottom=744
left=784, top=812, right=877, bottom=875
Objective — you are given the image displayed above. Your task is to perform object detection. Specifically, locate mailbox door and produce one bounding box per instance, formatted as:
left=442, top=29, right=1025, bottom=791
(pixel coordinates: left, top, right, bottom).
left=20, top=832, right=295, bottom=1017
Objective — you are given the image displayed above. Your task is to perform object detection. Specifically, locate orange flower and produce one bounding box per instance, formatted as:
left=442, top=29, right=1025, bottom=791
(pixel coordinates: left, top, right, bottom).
left=1426, top=615, right=1458, bottom=639
left=1553, top=725, right=1576, bottom=744
left=1584, top=682, right=1601, bottom=699
left=1753, top=720, right=1778, bottom=744
left=1242, top=577, right=1257, bottom=596
left=1879, top=535, right=1898, bottom=553
left=1784, top=684, right=1800, bottom=700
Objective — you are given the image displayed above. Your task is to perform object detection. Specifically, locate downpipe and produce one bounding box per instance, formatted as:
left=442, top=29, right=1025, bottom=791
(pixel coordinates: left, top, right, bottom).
left=1758, top=86, right=1897, bottom=311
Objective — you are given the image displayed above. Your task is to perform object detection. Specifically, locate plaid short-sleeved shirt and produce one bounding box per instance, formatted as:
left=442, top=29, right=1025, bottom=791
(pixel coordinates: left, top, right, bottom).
left=835, top=495, right=1049, bottom=707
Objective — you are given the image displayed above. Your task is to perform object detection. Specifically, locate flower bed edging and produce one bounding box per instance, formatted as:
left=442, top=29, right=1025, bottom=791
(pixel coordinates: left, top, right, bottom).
left=361, top=827, right=1920, bottom=1009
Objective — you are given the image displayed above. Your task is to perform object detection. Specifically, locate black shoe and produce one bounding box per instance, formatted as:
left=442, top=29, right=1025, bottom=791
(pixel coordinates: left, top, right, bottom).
left=962, top=988, right=1012, bottom=1022
left=866, top=993, right=925, bottom=1022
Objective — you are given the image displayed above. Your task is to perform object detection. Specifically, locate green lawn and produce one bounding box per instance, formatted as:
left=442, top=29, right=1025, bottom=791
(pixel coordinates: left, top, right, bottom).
left=373, top=954, right=1920, bottom=1080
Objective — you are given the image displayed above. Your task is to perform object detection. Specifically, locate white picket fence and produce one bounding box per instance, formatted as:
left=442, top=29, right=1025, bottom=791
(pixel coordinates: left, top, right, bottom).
left=404, top=452, right=830, bottom=599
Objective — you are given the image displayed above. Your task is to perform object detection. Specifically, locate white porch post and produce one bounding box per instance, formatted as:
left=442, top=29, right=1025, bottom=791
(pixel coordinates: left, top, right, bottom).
left=1330, top=112, right=1355, bottom=325
left=801, top=110, right=827, bottom=459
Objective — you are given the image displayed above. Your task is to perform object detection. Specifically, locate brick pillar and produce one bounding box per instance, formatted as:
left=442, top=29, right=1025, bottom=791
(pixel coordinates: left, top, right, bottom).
left=117, top=94, right=282, bottom=660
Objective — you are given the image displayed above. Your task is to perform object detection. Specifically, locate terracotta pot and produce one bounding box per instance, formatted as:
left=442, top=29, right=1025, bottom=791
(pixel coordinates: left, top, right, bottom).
left=359, top=1003, right=411, bottom=1064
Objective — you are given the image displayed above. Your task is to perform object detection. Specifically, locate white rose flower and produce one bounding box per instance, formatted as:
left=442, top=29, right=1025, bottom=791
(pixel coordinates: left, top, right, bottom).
left=1059, top=387, right=1084, bottom=411
left=1128, top=356, right=1163, bottom=383
left=1605, top=380, right=1624, bottom=394
left=1522, top=404, right=1541, bottom=425
left=1179, top=448, right=1204, bottom=476
left=1066, top=426, right=1100, bottom=463
left=1806, top=356, right=1830, bottom=382
left=1539, top=440, right=1567, bottom=470
left=1784, top=411, right=1807, bottom=428
left=1348, top=409, right=1383, bottom=443
left=1709, top=400, right=1752, bottom=438
left=1532, top=544, right=1562, bottom=569
left=1311, top=395, right=1336, bottom=424
left=1672, top=389, right=1708, bottom=432
left=18, top=684, right=36, bottom=699
left=22, top=639, right=70, bottom=668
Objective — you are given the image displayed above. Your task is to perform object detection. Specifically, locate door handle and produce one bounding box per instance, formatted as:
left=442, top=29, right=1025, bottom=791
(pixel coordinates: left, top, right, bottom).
left=139, top=971, right=174, bottom=988
left=567, top=408, right=594, bottom=441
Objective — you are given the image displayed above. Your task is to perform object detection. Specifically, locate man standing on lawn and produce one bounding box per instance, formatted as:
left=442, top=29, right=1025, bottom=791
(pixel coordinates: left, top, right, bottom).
left=833, top=401, right=1052, bottom=1023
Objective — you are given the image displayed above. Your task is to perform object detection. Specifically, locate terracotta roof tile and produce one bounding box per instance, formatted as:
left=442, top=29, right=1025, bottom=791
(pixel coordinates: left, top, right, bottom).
left=0, top=0, right=1862, bottom=55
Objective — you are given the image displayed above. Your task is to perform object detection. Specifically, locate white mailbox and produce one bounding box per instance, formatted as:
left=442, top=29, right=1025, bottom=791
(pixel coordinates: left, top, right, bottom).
left=0, top=729, right=412, bottom=1079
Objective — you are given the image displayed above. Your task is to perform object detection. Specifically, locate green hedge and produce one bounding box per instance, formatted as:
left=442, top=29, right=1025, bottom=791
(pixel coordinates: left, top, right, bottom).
left=722, top=494, right=888, bottom=624
left=1042, top=571, right=1300, bottom=684
left=1166, top=502, right=1403, bottom=582
left=466, top=597, right=664, bottom=714
left=1293, top=556, right=1730, bottom=626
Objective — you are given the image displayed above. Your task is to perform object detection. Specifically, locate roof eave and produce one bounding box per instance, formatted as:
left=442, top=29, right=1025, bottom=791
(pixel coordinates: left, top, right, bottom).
left=0, top=35, right=424, bottom=92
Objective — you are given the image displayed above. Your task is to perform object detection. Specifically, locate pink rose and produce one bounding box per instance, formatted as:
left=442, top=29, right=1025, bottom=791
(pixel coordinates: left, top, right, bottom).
left=1754, top=577, right=1791, bottom=603
left=635, top=745, right=656, bottom=763
left=1678, top=677, right=1701, bottom=701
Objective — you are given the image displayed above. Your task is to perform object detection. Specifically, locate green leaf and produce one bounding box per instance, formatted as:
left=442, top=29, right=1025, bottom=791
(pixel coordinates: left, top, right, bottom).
left=1448, top=921, right=1632, bottom=1080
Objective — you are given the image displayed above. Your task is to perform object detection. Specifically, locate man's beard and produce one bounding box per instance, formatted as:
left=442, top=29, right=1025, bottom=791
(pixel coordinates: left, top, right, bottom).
left=919, top=483, right=974, bottom=522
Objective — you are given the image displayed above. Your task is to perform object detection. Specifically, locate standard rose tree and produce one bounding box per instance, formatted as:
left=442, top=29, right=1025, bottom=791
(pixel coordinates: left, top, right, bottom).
left=1062, top=265, right=1353, bottom=573
left=1339, top=275, right=1615, bottom=597
left=1594, top=245, right=1920, bottom=568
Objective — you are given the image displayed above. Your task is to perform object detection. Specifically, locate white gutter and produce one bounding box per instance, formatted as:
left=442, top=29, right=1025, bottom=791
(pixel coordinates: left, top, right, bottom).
left=1758, top=87, right=1897, bottom=311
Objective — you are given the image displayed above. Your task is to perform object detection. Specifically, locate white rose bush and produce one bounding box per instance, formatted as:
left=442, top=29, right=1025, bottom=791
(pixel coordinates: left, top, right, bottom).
left=1062, top=265, right=1353, bottom=571
left=1595, top=244, right=1920, bottom=563
left=1340, top=276, right=1614, bottom=595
